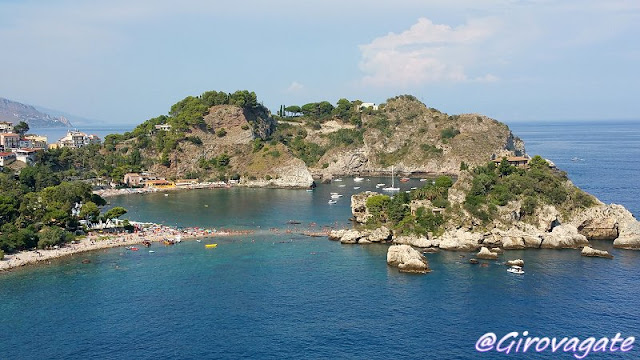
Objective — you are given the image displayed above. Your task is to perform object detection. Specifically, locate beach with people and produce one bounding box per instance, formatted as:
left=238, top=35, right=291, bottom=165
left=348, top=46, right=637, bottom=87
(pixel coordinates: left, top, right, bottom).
left=0, top=223, right=253, bottom=272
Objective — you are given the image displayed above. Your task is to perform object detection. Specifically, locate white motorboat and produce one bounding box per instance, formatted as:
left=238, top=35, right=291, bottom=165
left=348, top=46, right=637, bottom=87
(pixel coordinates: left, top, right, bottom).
left=328, top=200, right=338, bottom=204
left=331, top=194, right=343, bottom=199
left=507, top=265, right=524, bottom=274
left=334, top=178, right=343, bottom=182
left=420, top=178, right=428, bottom=182
left=353, top=186, right=361, bottom=190
left=383, top=166, right=400, bottom=192
left=354, top=177, right=364, bottom=182
left=376, top=183, right=385, bottom=188
left=338, top=184, right=346, bottom=187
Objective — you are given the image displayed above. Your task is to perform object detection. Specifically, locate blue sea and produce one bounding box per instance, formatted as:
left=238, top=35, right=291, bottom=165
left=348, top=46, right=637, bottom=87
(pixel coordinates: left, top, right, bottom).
left=1, top=121, right=640, bottom=359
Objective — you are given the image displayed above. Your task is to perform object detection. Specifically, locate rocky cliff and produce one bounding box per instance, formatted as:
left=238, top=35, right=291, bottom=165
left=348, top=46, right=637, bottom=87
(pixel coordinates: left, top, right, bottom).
left=306, top=96, right=525, bottom=180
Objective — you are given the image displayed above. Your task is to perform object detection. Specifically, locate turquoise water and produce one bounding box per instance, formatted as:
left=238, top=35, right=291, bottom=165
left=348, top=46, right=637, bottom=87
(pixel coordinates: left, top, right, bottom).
left=2, top=121, right=640, bottom=359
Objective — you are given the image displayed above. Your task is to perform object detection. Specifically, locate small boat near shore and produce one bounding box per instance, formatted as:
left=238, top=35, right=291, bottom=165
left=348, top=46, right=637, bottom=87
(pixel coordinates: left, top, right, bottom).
left=331, top=194, right=343, bottom=199
left=353, top=186, right=360, bottom=190
left=334, top=178, right=343, bottom=182
left=205, top=244, right=218, bottom=248
left=328, top=200, right=338, bottom=205
left=399, top=177, right=410, bottom=183
left=354, top=177, right=364, bottom=182
left=376, top=183, right=385, bottom=188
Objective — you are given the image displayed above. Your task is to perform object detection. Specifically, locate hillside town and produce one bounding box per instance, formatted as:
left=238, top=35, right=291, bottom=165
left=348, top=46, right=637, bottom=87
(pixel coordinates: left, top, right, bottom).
left=0, top=121, right=101, bottom=168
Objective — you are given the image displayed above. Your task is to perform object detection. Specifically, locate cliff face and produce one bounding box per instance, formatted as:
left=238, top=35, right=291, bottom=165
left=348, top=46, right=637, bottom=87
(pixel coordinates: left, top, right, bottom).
left=306, top=96, right=524, bottom=180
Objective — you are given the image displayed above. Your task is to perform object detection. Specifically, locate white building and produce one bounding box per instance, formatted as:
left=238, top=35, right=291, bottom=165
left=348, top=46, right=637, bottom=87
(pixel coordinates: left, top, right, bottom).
left=57, top=130, right=101, bottom=148
left=0, top=133, right=19, bottom=150
left=13, top=148, right=40, bottom=164
left=0, top=151, right=16, bottom=166
left=23, top=135, right=47, bottom=149
left=0, top=122, right=14, bottom=133
left=155, top=124, right=172, bottom=131
left=358, top=102, right=379, bottom=111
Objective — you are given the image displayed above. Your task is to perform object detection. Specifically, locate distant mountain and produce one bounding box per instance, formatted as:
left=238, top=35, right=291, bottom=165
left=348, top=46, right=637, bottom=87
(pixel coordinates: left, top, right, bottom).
left=0, top=97, right=73, bottom=128
left=33, top=105, right=97, bottom=127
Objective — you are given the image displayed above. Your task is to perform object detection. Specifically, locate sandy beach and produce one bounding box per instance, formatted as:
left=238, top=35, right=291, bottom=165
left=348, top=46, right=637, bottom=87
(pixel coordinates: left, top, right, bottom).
left=0, top=224, right=253, bottom=272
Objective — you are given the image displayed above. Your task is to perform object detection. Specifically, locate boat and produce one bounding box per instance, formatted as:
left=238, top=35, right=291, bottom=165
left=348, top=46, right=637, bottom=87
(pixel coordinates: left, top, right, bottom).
left=334, top=178, right=343, bottom=182
left=383, top=166, right=400, bottom=192
left=399, top=177, right=410, bottom=183
left=376, top=183, right=385, bottom=188
left=205, top=244, right=218, bottom=248
left=164, top=194, right=169, bottom=197
left=353, top=186, right=361, bottom=190
left=130, top=247, right=139, bottom=251
left=331, top=194, right=343, bottom=199
left=306, top=189, right=314, bottom=192
left=354, top=177, right=364, bottom=182
left=175, top=235, right=182, bottom=243
left=196, top=239, right=202, bottom=243
left=338, top=184, right=346, bottom=188
left=148, top=250, right=155, bottom=253
left=410, top=187, right=417, bottom=190
left=328, top=200, right=338, bottom=204
left=330, top=192, right=339, bottom=195
left=420, top=178, right=428, bottom=182
left=507, top=265, right=524, bottom=274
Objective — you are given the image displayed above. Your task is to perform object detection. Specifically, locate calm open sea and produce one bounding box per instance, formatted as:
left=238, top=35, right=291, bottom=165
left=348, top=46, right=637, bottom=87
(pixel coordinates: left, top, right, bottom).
left=1, top=121, right=639, bottom=359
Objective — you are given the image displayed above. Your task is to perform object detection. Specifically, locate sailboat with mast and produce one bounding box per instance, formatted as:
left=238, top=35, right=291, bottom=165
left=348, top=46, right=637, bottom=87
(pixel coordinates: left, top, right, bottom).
left=382, top=166, right=400, bottom=192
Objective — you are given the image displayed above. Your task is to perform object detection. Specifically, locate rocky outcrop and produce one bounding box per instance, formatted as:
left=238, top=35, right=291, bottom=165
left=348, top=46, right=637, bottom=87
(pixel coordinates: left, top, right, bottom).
left=351, top=191, right=378, bottom=223
left=386, top=245, right=431, bottom=273
left=339, top=229, right=368, bottom=244
left=578, top=218, right=618, bottom=240
left=572, top=204, right=640, bottom=250
left=328, top=229, right=346, bottom=241
left=394, top=234, right=439, bottom=248
left=438, top=229, right=483, bottom=251
left=506, top=259, right=525, bottom=267
left=537, top=205, right=560, bottom=232
left=476, top=247, right=499, bottom=260
left=540, top=225, right=589, bottom=249
left=484, top=228, right=543, bottom=249
left=241, top=157, right=314, bottom=188
left=369, top=226, right=392, bottom=243
left=581, top=246, right=614, bottom=259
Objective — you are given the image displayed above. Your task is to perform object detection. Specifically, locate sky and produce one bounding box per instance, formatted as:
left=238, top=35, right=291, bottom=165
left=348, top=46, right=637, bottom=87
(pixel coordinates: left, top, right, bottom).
left=0, top=0, right=639, bottom=125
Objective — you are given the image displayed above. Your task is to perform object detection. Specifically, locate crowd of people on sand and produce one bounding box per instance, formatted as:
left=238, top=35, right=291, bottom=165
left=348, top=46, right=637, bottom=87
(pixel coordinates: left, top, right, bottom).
left=0, top=223, right=253, bottom=272
left=95, top=183, right=231, bottom=198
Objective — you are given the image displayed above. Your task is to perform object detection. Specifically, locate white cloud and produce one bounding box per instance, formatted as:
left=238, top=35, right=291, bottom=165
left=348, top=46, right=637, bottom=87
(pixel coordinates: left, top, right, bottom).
left=358, top=17, right=501, bottom=87
left=286, top=81, right=304, bottom=92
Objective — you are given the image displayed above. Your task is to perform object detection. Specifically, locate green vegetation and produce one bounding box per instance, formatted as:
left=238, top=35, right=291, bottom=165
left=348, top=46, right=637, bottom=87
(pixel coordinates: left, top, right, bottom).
left=14, top=121, right=29, bottom=136
left=463, top=155, right=596, bottom=224
left=364, top=175, right=454, bottom=236
left=440, top=127, right=460, bottom=142
left=0, top=170, right=117, bottom=254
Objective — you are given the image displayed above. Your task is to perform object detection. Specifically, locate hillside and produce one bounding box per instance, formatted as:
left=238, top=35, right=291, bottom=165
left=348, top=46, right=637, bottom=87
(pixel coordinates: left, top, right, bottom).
left=0, top=97, right=72, bottom=128
left=97, top=91, right=526, bottom=188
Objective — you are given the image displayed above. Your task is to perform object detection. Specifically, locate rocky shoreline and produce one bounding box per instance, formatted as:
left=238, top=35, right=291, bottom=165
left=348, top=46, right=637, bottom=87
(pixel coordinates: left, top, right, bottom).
left=329, top=191, right=640, bottom=273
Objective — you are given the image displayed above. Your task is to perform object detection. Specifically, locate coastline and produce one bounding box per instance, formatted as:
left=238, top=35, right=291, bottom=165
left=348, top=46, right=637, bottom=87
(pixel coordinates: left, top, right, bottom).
left=0, top=224, right=252, bottom=273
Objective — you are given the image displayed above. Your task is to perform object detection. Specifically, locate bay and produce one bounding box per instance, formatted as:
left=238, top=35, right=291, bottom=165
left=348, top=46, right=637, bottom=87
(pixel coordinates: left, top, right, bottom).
left=1, top=121, right=640, bottom=359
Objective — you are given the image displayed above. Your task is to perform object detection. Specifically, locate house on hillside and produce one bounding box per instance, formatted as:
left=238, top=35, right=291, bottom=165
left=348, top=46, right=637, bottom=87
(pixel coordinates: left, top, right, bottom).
left=0, top=121, right=14, bottom=133
left=57, top=131, right=102, bottom=148
left=0, top=133, right=19, bottom=150
left=358, top=102, right=379, bottom=111
left=23, top=135, right=47, bottom=148
left=123, top=173, right=143, bottom=187
left=154, top=124, right=172, bottom=131
left=13, top=148, right=41, bottom=164
left=0, top=152, right=16, bottom=166
left=492, top=156, right=530, bottom=168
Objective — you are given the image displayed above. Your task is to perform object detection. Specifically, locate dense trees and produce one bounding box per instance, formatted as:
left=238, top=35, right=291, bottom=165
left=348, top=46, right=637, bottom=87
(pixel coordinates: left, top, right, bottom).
left=463, top=157, right=595, bottom=223
left=0, top=170, right=113, bottom=253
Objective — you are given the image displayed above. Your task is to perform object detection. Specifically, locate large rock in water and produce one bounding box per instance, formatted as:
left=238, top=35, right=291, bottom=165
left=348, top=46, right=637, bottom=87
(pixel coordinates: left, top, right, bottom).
left=351, top=191, right=378, bottom=223
left=581, top=246, right=614, bottom=259
left=541, top=225, right=589, bottom=249
left=476, top=247, right=499, bottom=260
left=386, top=245, right=431, bottom=273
